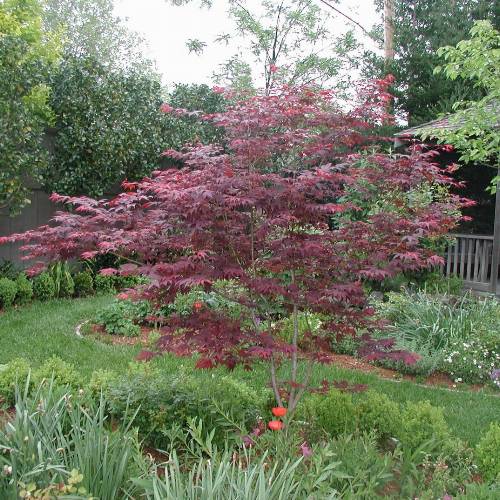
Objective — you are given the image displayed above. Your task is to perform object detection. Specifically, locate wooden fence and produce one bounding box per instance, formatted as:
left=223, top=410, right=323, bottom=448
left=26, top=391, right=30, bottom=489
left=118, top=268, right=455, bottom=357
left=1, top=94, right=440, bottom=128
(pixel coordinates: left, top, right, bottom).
left=445, top=233, right=500, bottom=294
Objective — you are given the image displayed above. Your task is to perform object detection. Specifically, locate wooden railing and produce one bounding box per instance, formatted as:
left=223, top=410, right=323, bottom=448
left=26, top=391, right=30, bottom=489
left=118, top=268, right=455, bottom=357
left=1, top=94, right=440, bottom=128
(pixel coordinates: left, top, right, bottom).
left=446, top=234, right=499, bottom=293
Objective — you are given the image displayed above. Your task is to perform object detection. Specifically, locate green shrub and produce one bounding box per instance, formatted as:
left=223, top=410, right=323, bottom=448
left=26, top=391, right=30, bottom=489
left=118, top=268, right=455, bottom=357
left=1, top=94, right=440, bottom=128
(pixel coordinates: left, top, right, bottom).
left=277, top=311, right=326, bottom=345
left=297, top=389, right=357, bottom=438
left=0, top=260, right=19, bottom=280
left=397, top=400, right=450, bottom=452
left=89, top=369, right=118, bottom=396
left=94, top=299, right=151, bottom=336
left=0, top=358, right=31, bottom=406
left=94, top=274, right=116, bottom=294
left=106, top=367, right=263, bottom=450
left=33, top=272, right=56, bottom=301
left=14, top=273, right=33, bottom=305
left=331, top=335, right=359, bottom=355
left=0, top=277, right=17, bottom=308
left=33, top=356, right=80, bottom=388
left=73, top=271, right=94, bottom=297
left=355, top=390, right=401, bottom=439
left=476, top=423, right=500, bottom=483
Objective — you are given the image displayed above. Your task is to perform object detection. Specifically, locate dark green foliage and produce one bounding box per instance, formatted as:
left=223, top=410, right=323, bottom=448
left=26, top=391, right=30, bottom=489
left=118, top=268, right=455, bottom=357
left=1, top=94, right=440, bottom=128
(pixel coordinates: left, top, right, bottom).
left=73, top=271, right=94, bottom=296
left=397, top=400, right=451, bottom=453
left=32, top=272, right=55, bottom=301
left=94, top=274, right=115, bottom=295
left=32, top=356, right=80, bottom=389
left=14, top=273, right=33, bottom=305
left=0, top=358, right=31, bottom=406
left=0, top=0, right=58, bottom=214
left=365, top=0, right=498, bottom=124
left=106, top=364, right=266, bottom=450
left=0, top=277, right=17, bottom=308
left=297, top=389, right=357, bottom=438
left=94, top=299, right=151, bottom=336
left=475, top=423, right=500, bottom=483
left=355, top=390, right=401, bottom=439
left=0, top=260, right=19, bottom=280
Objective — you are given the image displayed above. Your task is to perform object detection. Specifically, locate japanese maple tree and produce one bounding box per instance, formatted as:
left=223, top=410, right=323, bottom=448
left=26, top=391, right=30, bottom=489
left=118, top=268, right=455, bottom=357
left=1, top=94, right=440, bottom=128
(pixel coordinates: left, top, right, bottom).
left=2, top=79, right=468, bottom=412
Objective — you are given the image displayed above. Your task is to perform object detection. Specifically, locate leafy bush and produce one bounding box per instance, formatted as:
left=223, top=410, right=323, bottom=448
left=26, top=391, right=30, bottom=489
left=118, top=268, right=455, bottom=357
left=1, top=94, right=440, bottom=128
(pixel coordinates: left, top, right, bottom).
left=276, top=311, right=326, bottom=345
left=397, top=400, right=451, bottom=453
left=106, top=365, right=265, bottom=450
left=443, top=338, right=499, bottom=385
left=14, top=273, right=33, bottom=305
left=297, top=389, right=357, bottom=438
left=0, top=277, right=17, bottom=308
left=0, top=260, right=19, bottom=280
left=419, top=270, right=463, bottom=295
left=331, top=335, right=359, bottom=356
left=32, top=272, right=56, bottom=301
left=73, top=271, right=94, bottom=297
left=0, top=358, right=31, bottom=406
left=355, top=390, right=401, bottom=439
left=32, top=356, right=80, bottom=389
left=327, top=432, right=394, bottom=497
left=95, top=299, right=151, bottom=336
left=475, top=423, right=500, bottom=483
left=94, top=274, right=115, bottom=294
left=89, top=369, right=118, bottom=396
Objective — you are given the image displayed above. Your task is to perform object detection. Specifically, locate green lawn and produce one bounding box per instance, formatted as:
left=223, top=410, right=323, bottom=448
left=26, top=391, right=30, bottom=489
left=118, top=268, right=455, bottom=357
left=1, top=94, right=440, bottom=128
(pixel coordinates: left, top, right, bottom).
left=1, top=296, right=499, bottom=445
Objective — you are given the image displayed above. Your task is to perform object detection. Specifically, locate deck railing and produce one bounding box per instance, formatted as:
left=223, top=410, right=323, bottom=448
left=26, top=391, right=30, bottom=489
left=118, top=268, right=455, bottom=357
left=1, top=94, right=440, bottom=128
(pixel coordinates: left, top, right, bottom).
left=445, top=234, right=499, bottom=293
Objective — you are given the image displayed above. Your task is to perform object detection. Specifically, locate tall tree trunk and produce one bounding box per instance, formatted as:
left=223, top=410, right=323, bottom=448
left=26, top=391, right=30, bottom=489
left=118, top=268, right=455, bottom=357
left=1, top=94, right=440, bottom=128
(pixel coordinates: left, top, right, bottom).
left=384, top=0, right=395, bottom=64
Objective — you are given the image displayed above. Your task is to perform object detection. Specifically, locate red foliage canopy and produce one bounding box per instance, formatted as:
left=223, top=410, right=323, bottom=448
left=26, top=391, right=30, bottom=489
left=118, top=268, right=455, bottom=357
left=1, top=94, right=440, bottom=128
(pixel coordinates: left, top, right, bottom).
left=2, top=80, right=468, bottom=379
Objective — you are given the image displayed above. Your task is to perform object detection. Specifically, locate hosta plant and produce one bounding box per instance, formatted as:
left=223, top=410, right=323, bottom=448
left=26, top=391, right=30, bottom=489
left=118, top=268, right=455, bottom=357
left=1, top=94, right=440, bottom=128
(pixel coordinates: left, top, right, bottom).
left=1, top=81, right=467, bottom=412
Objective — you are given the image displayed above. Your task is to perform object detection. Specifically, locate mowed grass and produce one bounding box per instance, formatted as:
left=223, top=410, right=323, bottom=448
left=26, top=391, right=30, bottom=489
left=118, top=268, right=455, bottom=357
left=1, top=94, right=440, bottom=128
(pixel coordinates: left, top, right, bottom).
left=0, top=295, right=139, bottom=376
left=1, top=296, right=499, bottom=445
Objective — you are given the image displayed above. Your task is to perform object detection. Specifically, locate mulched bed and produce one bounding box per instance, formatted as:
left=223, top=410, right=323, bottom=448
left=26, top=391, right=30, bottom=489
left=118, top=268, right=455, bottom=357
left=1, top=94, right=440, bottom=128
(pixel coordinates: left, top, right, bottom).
left=83, top=323, right=495, bottom=393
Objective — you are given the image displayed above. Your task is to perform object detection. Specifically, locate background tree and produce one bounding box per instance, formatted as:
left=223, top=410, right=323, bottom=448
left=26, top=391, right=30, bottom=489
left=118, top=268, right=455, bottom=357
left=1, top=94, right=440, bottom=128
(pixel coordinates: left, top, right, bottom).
left=174, top=0, right=360, bottom=95
left=364, top=0, right=498, bottom=125
left=0, top=0, right=59, bottom=215
left=42, top=0, right=147, bottom=68
left=420, top=20, right=499, bottom=191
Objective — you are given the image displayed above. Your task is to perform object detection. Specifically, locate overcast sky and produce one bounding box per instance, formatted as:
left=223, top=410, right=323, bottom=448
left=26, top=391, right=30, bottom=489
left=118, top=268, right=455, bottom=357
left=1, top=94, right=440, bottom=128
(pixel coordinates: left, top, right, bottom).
left=114, top=0, right=380, bottom=88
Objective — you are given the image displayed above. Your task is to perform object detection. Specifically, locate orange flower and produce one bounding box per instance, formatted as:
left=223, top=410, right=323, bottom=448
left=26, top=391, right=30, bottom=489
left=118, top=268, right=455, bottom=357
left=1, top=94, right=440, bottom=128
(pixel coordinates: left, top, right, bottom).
left=268, top=420, right=283, bottom=431
left=271, top=407, right=287, bottom=417
left=193, top=301, right=203, bottom=311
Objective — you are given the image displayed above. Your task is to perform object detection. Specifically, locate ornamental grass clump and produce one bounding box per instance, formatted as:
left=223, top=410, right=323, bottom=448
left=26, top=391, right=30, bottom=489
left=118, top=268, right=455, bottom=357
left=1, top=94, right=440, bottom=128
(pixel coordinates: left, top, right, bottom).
left=1, top=81, right=467, bottom=412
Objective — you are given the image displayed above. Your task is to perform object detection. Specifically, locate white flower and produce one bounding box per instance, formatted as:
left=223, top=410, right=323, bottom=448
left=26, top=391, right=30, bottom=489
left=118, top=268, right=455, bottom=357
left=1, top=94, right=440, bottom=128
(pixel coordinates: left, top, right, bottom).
left=2, top=465, right=12, bottom=476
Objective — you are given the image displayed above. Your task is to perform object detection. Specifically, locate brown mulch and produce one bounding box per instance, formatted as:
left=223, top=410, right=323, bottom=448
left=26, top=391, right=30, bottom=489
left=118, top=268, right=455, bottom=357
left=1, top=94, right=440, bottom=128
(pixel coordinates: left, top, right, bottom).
left=89, top=324, right=152, bottom=346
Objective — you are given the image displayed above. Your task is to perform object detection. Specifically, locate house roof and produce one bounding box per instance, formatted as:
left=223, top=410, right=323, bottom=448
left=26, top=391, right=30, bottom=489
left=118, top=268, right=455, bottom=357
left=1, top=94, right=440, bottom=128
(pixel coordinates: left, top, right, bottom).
left=395, top=99, right=500, bottom=138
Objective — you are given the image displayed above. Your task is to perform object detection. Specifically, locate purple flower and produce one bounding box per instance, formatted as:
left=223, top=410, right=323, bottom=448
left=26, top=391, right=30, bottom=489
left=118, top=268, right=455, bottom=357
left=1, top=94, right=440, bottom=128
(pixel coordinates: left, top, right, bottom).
left=300, top=441, right=313, bottom=458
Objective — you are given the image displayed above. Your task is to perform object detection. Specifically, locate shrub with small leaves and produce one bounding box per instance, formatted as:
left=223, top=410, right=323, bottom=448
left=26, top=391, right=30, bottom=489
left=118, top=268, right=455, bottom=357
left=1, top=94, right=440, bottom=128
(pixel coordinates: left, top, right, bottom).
left=73, top=271, right=94, bottom=297
left=33, top=356, right=80, bottom=389
left=94, top=274, right=115, bottom=295
left=297, top=389, right=357, bottom=438
left=397, top=400, right=450, bottom=453
left=0, top=358, right=31, bottom=406
left=14, top=273, right=33, bottom=305
left=33, top=272, right=56, bottom=301
left=355, top=390, right=401, bottom=440
left=475, top=422, right=500, bottom=483
left=89, top=369, right=118, bottom=396
left=0, top=277, right=17, bottom=308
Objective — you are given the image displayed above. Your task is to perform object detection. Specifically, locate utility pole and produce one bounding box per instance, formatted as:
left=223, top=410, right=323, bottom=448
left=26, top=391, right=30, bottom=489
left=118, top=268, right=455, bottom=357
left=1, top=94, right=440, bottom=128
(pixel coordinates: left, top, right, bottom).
left=384, top=0, right=395, bottom=64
